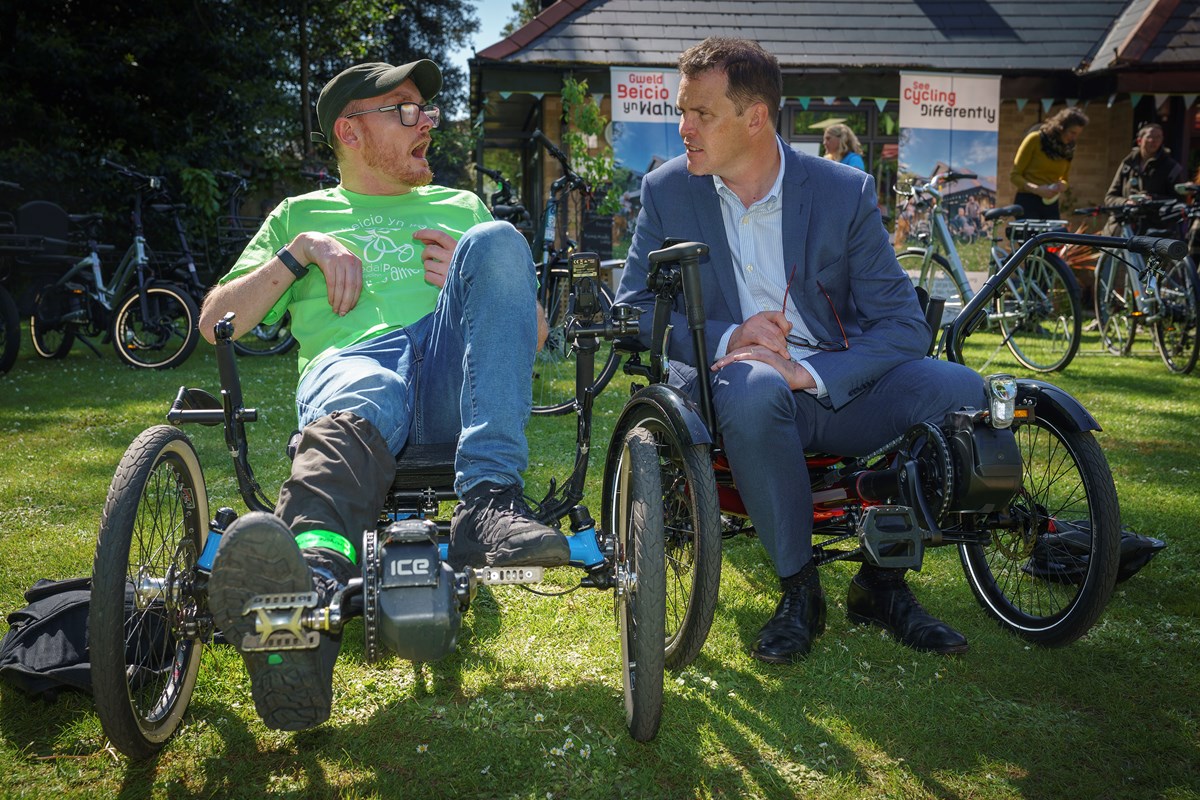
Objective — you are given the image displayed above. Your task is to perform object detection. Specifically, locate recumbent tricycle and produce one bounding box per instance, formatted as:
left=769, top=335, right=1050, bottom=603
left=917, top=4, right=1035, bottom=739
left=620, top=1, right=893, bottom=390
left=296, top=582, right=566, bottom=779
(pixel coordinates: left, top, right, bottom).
left=87, top=229, right=1184, bottom=760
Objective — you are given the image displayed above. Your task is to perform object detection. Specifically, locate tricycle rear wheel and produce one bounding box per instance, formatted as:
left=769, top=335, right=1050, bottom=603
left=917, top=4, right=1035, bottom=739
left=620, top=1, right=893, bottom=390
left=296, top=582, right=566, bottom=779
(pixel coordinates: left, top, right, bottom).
left=959, top=416, right=1119, bottom=647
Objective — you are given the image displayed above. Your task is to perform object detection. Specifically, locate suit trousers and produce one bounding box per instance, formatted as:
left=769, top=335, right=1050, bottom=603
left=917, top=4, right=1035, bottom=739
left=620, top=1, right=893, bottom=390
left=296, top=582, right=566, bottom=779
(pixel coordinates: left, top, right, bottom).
left=711, top=357, right=986, bottom=577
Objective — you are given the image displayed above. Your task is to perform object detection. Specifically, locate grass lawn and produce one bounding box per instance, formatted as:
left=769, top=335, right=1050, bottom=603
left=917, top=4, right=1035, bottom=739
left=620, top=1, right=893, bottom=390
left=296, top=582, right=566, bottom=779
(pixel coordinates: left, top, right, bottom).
left=0, top=326, right=1197, bottom=800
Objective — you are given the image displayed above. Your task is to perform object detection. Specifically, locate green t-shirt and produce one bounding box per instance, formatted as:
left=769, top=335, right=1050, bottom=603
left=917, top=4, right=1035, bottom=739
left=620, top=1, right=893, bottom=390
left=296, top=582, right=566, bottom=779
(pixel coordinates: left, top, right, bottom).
left=222, top=185, right=492, bottom=378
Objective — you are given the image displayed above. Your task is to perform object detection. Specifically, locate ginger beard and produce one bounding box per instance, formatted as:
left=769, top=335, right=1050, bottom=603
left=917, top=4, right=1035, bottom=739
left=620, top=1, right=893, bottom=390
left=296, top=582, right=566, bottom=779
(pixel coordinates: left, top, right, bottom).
left=359, top=119, right=434, bottom=189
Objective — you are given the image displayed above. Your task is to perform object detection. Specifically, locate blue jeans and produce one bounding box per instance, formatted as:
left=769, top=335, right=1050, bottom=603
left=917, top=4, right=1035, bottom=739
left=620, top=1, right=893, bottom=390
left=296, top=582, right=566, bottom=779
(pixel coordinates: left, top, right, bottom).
left=295, top=221, right=538, bottom=495
left=711, top=357, right=986, bottom=578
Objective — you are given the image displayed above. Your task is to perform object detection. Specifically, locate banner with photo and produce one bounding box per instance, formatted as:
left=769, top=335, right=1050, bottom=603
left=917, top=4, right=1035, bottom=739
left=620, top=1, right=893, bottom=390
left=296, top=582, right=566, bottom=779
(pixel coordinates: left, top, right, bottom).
left=609, top=67, right=685, bottom=257
left=896, top=72, right=1001, bottom=269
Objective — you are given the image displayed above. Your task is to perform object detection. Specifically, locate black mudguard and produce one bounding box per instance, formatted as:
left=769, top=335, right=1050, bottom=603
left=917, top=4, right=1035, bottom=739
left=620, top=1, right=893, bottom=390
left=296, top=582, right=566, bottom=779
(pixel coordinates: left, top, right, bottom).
left=1017, top=379, right=1101, bottom=433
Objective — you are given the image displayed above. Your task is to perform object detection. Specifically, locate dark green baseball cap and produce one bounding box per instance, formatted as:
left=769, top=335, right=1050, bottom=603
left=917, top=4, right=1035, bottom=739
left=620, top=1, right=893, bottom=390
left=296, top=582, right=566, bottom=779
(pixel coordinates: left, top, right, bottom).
left=312, top=60, right=442, bottom=145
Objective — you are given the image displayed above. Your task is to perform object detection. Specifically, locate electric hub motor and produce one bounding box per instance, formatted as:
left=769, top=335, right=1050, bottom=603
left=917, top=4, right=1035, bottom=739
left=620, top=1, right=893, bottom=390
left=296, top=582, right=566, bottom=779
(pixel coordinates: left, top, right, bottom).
left=362, top=518, right=463, bottom=663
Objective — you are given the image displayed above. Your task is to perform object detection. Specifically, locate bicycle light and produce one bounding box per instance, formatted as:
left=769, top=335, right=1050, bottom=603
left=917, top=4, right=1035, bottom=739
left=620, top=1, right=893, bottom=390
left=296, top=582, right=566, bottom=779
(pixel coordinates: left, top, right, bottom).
left=570, top=251, right=602, bottom=320
left=986, top=374, right=1017, bottom=429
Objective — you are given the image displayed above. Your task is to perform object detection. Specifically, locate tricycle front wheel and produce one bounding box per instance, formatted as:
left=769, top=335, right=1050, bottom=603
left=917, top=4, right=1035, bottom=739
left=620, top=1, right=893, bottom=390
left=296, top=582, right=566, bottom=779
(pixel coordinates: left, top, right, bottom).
left=91, top=425, right=209, bottom=759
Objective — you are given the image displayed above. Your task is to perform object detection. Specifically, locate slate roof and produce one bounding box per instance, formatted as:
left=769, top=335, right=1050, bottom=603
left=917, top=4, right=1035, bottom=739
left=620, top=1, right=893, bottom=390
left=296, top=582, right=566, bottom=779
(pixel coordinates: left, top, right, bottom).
left=1086, top=0, right=1200, bottom=71
left=477, top=0, right=1143, bottom=74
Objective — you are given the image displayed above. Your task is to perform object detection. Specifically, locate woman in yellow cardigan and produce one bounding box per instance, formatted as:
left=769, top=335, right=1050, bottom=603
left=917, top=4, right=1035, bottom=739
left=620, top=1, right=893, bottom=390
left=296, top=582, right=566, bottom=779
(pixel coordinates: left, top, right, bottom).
left=1010, top=107, right=1089, bottom=220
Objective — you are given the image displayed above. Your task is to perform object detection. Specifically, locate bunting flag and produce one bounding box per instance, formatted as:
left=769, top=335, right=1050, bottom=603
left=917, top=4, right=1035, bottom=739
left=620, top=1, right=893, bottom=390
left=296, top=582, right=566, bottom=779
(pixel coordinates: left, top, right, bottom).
left=483, top=91, right=1200, bottom=113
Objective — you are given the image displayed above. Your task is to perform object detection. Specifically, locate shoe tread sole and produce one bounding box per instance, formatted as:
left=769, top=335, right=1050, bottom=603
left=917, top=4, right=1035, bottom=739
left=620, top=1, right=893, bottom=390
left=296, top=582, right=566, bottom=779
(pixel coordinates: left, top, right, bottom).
left=208, top=513, right=332, bottom=730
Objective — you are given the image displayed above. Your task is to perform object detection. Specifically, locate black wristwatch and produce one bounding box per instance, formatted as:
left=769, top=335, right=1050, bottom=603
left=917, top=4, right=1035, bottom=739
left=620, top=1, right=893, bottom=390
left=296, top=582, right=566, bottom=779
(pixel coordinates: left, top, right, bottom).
left=275, top=245, right=309, bottom=279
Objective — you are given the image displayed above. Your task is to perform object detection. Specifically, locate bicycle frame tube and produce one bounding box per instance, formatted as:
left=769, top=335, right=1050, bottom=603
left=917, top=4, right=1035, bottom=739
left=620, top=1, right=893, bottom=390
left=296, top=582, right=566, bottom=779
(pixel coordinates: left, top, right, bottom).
left=946, top=230, right=1149, bottom=363
left=104, top=238, right=150, bottom=311
left=1106, top=222, right=1158, bottom=319
left=930, top=208, right=972, bottom=298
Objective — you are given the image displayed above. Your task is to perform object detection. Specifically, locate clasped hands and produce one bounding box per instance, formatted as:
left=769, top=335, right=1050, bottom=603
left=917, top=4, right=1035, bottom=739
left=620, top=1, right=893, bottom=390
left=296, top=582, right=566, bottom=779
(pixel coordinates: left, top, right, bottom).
left=710, top=311, right=817, bottom=391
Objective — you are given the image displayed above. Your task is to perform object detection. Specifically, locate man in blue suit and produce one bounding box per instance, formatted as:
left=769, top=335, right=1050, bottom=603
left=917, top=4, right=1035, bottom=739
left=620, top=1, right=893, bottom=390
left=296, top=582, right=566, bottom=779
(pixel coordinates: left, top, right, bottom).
left=616, top=38, right=986, bottom=664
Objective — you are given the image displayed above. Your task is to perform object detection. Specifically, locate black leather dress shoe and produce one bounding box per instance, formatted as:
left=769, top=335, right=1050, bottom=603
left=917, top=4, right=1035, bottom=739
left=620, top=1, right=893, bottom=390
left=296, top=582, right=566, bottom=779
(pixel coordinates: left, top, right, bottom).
left=751, top=570, right=826, bottom=664
left=846, top=573, right=968, bottom=654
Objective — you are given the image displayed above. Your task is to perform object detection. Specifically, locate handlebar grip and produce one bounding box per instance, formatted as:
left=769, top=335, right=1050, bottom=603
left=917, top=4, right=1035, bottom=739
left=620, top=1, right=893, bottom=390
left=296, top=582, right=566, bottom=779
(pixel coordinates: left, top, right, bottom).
left=1128, top=236, right=1187, bottom=261
left=532, top=129, right=571, bottom=169
left=476, top=165, right=503, bottom=181
left=492, top=204, right=527, bottom=219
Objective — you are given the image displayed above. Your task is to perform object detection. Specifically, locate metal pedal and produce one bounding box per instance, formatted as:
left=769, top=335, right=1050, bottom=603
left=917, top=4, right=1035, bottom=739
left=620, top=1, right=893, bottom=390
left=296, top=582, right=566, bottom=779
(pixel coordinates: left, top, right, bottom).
left=477, top=566, right=545, bottom=585
left=239, top=590, right=321, bottom=651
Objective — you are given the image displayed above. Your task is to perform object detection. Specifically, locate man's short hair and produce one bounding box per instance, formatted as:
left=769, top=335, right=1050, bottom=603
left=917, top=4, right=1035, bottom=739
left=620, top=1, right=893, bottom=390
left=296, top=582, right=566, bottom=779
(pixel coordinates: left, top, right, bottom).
left=677, top=38, right=782, bottom=119
left=1137, top=122, right=1164, bottom=140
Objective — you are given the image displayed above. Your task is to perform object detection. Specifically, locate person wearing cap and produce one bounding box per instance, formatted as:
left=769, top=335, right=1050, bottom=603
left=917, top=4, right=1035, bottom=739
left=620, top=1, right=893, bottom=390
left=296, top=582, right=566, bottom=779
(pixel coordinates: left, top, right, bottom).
left=199, top=60, right=569, bottom=732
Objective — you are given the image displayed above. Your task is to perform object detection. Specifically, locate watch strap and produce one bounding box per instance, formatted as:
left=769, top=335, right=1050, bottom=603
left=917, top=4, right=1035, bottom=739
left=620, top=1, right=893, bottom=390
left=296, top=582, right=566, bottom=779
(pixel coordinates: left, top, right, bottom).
left=275, top=245, right=309, bottom=279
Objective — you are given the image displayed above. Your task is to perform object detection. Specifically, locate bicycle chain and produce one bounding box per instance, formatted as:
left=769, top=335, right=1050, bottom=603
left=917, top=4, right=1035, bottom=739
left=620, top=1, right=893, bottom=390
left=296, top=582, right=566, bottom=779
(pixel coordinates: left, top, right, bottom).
left=362, top=529, right=379, bottom=663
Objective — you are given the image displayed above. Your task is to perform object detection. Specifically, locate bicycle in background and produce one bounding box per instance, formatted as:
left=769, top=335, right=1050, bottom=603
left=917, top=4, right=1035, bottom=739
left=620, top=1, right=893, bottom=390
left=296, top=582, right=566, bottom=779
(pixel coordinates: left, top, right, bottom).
left=210, top=171, right=296, bottom=357
left=0, top=180, right=25, bottom=373
left=25, top=159, right=199, bottom=369
left=1076, top=196, right=1199, bottom=374
left=895, top=172, right=1083, bottom=373
left=513, top=131, right=623, bottom=415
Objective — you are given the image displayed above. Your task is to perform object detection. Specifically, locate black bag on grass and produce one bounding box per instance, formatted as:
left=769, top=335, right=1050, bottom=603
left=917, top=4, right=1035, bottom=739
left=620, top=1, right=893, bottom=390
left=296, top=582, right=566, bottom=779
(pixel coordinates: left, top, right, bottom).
left=1024, top=522, right=1167, bottom=585
left=0, top=577, right=173, bottom=701
left=0, top=578, right=93, bottom=699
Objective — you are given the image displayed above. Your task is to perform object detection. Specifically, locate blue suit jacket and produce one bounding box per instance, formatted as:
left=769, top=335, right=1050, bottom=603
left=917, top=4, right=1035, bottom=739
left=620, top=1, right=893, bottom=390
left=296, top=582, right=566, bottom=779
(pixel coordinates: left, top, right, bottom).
left=615, top=141, right=931, bottom=410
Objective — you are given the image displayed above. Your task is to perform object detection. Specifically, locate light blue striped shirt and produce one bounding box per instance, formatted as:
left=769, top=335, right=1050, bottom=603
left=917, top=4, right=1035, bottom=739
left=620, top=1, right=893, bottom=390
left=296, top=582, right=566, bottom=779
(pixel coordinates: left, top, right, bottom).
left=712, top=138, right=827, bottom=396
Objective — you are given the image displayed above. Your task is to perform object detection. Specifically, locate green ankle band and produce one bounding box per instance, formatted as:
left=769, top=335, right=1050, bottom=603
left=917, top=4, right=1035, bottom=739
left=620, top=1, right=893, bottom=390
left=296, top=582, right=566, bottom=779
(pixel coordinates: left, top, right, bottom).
left=295, top=530, right=358, bottom=565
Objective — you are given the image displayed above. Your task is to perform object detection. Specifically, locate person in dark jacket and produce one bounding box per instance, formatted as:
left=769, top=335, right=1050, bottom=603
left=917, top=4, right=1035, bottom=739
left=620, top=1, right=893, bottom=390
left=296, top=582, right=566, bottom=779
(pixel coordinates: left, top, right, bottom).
left=1104, top=123, right=1186, bottom=234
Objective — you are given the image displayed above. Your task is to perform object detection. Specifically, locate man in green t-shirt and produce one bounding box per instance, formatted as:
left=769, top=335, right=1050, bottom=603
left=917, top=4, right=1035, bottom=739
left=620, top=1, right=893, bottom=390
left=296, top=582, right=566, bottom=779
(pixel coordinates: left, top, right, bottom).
left=199, top=60, right=568, bottom=732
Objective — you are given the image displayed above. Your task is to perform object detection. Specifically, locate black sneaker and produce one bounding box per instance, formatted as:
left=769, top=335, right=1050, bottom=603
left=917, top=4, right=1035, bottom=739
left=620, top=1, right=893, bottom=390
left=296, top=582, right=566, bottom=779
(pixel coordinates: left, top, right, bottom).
left=208, top=512, right=340, bottom=731
left=448, top=482, right=570, bottom=570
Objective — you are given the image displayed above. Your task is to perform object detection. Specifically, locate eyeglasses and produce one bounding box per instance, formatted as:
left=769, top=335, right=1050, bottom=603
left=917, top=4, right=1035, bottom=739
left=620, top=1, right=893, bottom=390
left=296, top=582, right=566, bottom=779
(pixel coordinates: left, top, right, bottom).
left=781, top=263, right=849, bottom=352
left=343, top=102, right=441, bottom=129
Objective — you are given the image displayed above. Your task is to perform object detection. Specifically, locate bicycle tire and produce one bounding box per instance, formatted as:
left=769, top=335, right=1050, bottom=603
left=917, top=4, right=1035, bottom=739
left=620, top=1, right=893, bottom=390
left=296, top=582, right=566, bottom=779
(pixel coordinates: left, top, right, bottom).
left=897, top=249, right=965, bottom=327
left=1150, top=255, right=1200, bottom=375
left=28, top=282, right=77, bottom=359
left=110, top=282, right=200, bottom=369
left=603, top=405, right=722, bottom=671
left=91, top=425, right=208, bottom=760
left=996, top=250, right=1082, bottom=373
left=1093, top=252, right=1137, bottom=356
left=958, top=416, right=1120, bottom=647
left=231, top=311, right=298, bottom=357
left=610, top=426, right=666, bottom=742
left=0, top=284, right=18, bottom=373
left=532, top=276, right=620, bottom=415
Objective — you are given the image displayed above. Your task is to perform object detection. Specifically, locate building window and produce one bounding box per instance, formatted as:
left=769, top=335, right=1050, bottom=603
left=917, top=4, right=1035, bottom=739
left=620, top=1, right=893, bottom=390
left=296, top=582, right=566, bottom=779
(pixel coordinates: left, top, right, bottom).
left=783, top=101, right=901, bottom=218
